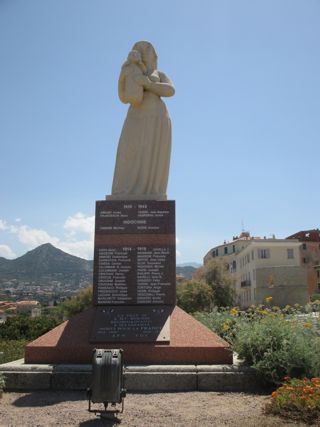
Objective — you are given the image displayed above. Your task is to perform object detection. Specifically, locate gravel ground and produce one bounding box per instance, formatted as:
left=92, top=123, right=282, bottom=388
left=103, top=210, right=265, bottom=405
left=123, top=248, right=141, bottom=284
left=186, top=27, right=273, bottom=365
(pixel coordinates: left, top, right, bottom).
left=0, top=391, right=312, bottom=427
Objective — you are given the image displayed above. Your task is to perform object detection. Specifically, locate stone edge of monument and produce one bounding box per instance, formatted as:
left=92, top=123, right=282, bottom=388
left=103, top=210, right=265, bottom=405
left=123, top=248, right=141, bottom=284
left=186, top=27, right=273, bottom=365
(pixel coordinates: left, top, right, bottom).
left=0, top=358, right=263, bottom=392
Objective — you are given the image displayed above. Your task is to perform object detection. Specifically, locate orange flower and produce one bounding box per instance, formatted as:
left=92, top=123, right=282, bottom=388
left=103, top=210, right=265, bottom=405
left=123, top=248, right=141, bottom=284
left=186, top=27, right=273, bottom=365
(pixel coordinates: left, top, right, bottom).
left=271, top=391, right=277, bottom=398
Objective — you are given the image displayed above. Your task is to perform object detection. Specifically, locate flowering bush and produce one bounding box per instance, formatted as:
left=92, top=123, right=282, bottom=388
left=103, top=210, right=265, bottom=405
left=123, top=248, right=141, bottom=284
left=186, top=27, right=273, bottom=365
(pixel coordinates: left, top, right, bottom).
left=194, top=302, right=320, bottom=384
left=232, top=314, right=320, bottom=384
left=265, top=377, right=320, bottom=424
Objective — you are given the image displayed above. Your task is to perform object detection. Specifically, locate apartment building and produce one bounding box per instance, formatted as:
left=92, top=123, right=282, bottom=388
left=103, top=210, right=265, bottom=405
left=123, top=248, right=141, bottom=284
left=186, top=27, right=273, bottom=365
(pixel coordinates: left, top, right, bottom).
left=204, top=232, right=308, bottom=308
left=286, top=229, right=320, bottom=296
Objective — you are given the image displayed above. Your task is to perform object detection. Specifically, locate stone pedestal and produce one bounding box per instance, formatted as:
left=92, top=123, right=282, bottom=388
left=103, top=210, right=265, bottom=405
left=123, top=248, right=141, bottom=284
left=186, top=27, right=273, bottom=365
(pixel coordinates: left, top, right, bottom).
left=25, top=199, right=232, bottom=365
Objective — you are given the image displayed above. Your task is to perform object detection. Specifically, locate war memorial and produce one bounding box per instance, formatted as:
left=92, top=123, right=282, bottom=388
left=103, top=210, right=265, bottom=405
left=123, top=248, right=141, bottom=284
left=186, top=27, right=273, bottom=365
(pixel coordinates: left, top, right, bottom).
left=25, top=41, right=230, bottom=366
left=0, top=42, right=258, bottom=393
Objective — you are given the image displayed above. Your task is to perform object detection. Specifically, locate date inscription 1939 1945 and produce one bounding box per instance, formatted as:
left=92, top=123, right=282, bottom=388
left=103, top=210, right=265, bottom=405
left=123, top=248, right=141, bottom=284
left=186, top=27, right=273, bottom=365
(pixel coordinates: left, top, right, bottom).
left=95, top=201, right=175, bottom=234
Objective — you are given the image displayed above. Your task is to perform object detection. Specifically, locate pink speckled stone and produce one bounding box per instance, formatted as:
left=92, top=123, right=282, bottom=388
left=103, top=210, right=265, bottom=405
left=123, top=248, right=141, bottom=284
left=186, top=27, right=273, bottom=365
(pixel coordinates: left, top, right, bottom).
left=25, top=306, right=232, bottom=365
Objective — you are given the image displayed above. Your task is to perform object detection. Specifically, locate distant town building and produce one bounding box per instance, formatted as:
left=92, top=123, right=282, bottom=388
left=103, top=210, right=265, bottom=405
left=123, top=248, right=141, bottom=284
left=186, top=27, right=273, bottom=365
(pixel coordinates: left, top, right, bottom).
left=204, top=232, right=308, bottom=308
left=286, top=229, right=320, bottom=296
left=0, top=301, right=17, bottom=323
left=16, top=300, right=41, bottom=316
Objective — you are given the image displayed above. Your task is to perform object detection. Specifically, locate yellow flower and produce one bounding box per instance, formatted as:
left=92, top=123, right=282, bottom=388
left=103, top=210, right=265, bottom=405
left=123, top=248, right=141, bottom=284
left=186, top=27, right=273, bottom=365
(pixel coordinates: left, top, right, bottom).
left=223, top=322, right=230, bottom=331
left=265, top=296, right=273, bottom=303
left=229, top=308, right=238, bottom=316
left=303, top=322, right=313, bottom=328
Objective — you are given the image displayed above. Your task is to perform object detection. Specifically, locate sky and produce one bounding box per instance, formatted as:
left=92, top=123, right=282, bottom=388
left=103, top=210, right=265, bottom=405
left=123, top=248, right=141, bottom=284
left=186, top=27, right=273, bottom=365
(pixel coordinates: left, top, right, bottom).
left=0, top=0, right=319, bottom=264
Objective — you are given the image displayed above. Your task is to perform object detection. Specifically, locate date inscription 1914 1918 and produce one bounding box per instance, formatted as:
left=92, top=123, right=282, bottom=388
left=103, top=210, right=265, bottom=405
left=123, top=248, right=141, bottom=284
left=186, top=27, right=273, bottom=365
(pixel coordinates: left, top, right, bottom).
left=94, top=245, right=175, bottom=305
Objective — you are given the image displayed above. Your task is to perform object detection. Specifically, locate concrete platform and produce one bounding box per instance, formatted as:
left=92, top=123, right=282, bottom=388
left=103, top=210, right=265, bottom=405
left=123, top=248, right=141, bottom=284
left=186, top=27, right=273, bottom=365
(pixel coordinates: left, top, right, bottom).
left=0, top=359, right=261, bottom=392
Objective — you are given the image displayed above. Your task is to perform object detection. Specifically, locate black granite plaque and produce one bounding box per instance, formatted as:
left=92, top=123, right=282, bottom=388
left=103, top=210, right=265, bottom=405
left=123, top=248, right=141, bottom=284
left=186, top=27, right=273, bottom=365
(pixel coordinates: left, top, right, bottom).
left=91, top=200, right=175, bottom=343
left=95, top=200, right=175, bottom=235
left=93, top=245, right=175, bottom=305
left=90, top=305, right=171, bottom=342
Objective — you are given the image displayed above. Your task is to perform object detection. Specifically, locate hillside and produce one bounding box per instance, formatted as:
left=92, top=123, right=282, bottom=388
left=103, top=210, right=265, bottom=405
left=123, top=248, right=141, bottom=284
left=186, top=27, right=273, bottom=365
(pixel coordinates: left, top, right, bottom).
left=176, top=265, right=197, bottom=279
left=0, top=243, right=93, bottom=286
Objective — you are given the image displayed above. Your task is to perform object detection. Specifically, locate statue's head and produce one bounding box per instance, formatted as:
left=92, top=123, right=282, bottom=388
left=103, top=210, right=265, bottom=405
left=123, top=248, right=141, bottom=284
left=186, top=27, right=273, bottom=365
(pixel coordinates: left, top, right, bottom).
left=132, top=41, right=157, bottom=70
left=127, top=50, right=142, bottom=64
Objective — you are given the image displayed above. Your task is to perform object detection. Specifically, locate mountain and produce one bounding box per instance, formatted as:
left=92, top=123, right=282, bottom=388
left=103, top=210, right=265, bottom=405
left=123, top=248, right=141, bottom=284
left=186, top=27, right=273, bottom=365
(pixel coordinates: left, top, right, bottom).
left=177, top=262, right=202, bottom=268
left=0, top=243, right=93, bottom=286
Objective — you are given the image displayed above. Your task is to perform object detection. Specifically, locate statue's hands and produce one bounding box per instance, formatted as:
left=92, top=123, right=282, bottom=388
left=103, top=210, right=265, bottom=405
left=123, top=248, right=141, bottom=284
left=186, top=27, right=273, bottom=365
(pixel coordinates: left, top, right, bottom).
left=134, top=74, right=152, bottom=88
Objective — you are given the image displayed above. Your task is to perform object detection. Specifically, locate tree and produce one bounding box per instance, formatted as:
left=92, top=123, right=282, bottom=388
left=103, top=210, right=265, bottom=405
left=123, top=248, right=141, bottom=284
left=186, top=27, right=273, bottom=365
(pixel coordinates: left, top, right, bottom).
left=59, top=287, right=93, bottom=318
left=194, top=259, right=235, bottom=308
left=176, top=280, right=214, bottom=313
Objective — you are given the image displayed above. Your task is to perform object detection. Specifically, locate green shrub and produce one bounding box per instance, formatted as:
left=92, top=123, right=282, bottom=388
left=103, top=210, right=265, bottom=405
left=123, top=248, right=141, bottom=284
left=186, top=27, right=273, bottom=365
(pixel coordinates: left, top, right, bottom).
left=0, top=316, right=60, bottom=341
left=0, top=339, right=28, bottom=364
left=232, top=315, right=320, bottom=384
left=195, top=304, right=320, bottom=385
left=194, top=307, right=241, bottom=343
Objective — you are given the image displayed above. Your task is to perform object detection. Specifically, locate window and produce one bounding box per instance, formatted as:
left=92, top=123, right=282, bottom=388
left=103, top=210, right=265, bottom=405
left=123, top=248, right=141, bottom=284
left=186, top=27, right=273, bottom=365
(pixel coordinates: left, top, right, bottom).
left=233, top=245, right=235, bottom=253
left=232, top=260, right=236, bottom=271
left=303, top=257, right=308, bottom=264
left=258, top=249, right=270, bottom=259
left=302, top=243, right=307, bottom=250
left=251, top=250, right=254, bottom=260
left=287, top=248, right=294, bottom=259
left=224, top=247, right=228, bottom=255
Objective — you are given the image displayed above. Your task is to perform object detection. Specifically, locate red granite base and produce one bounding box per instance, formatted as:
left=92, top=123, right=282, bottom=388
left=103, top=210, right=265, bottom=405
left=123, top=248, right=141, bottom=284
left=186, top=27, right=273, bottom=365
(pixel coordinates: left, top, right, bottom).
left=25, top=306, right=232, bottom=364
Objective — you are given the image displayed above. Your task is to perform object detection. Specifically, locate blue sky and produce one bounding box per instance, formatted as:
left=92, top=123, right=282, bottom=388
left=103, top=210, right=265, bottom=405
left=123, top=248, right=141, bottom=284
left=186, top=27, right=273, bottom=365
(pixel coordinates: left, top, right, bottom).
left=0, top=0, right=319, bottom=263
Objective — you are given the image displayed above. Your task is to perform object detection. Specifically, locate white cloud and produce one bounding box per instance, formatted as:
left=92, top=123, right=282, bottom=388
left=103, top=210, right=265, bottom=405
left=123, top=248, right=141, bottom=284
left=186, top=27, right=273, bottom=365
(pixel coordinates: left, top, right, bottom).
left=6, top=212, right=94, bottom=260
left=0, top=220, right=8, bottom=230
left=58, top=240, right=93, bottom=260
left=0, top=244, right=16, bottom=259
left=64, top=212, right=94, bottom=236
left=10, top=224, right=59, bottom=249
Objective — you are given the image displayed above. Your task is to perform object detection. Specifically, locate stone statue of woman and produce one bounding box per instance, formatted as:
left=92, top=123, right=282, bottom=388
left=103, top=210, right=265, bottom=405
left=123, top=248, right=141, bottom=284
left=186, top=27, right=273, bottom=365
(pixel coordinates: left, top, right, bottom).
left=107, top=41, right=175, bottom=201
